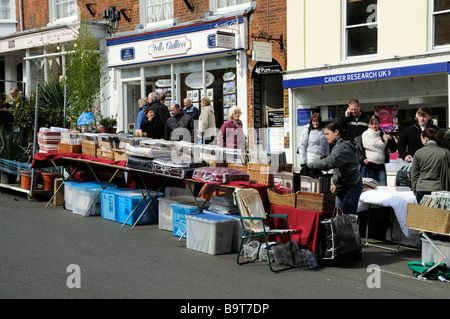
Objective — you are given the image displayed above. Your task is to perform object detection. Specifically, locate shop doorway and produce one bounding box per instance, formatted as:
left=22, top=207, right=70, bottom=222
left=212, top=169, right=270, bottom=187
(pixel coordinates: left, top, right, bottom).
left=123, top=82, right=141, bottom=134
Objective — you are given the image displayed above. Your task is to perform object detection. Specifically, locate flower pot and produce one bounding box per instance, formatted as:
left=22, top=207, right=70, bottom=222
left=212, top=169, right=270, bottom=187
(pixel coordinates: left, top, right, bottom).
left=109, top=127, right=117, bottom=134
left=41, top=172, right=59, bottom=191
left=100, top=126, right=108, bottom=133
left=20, top=170, right=41, bottom=190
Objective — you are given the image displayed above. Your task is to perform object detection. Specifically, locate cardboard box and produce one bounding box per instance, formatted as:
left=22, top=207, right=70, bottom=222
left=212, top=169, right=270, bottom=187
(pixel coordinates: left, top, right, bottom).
left=53, top=178, right=64, bottom=206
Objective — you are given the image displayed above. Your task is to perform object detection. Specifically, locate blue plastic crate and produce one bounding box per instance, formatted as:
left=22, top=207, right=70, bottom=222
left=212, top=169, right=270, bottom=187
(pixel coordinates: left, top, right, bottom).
left=171, top=202, right=201, bottom=238
left=70, top=181, right=117, bottom=216
left=117, top=191, right=163, bottom=226
left=100, top=188, right=132, bottom=221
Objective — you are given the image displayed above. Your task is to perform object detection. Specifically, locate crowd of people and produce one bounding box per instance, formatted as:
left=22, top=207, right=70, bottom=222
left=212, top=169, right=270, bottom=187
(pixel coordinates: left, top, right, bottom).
left=136, top=92, right=245, bottom=152
left=299, top=98, right=450, bottom=213
left=136, top=93, right=450, bottom=214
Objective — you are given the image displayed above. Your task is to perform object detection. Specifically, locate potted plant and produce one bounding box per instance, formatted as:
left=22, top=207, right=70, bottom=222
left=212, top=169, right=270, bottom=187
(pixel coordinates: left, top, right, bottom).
left=99, top=117, right=117, bottom=133
left=0, top=125, right=28, bottom=183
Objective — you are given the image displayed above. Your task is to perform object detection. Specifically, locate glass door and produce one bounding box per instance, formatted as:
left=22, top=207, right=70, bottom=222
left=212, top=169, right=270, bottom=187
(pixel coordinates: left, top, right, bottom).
left=123, top=81, right=142, bottom=134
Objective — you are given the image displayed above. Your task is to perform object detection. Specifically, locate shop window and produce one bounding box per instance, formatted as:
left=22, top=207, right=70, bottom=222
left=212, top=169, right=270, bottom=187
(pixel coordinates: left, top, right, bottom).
left=433, top=0, right=450, bottom=47
left=345, top=0, right=378, bottom=58
left=144, top=0, right=173, bottom=26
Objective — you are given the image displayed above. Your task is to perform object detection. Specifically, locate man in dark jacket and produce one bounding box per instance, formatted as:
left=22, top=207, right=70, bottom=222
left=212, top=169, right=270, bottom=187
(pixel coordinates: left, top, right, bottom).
left=164, top=103, right=194, bottom=142
left=148, top=92, right=171, bottom=128
left=338, top=98, right=371, bottom=142
left=398, top=106, right=439, bottom=163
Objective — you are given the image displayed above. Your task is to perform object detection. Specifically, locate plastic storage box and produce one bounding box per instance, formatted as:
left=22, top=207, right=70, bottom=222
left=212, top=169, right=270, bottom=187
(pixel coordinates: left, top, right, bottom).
left=117, top=190, right=163, bottom=226
left=172, top=202, right=202, bottom=238
left=157, top=196, right=205, bottom=232
left=186, top=212, right=235, bottom=255
left=71, top=181, right=117, bottom=216
left=64, top=180, right=116, bottom=212
left=421, top=237, right=450, bottom=263
left=100, top=188, right=140, bottom=222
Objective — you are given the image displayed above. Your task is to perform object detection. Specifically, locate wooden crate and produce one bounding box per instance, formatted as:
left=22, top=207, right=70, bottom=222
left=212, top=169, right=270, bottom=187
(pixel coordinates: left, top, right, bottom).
left=296, top=191, right=335, bottom=212
left=97, top=149, right=114, bottom=160
left=405, top=203, right=450, bottom=235
left=82, top=140, right=98, bottom=157
left=112, top=149, right=127, bottom=161
left=267, top=188, right=297, bottom=208
left=57, top=142, right=81, bottom=154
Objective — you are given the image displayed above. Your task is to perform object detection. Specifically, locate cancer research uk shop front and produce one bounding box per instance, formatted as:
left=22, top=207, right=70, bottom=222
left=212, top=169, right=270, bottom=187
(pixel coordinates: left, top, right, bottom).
left=284, top=59, right=450, bottom=173
left=105, top=16, right=249, bottom=136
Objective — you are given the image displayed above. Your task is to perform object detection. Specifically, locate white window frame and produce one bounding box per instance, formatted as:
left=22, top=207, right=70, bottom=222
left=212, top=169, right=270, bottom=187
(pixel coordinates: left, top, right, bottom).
left=429, top=0, right=450, bottom=51
left=0, top=0, right=15, bottom=22
left=48, top=0, right=78, bottom=26
left=211, top=0, right=252, bottom=15
left=141, top=0, right=174, bottom=29
left=342, top=0, right=378, bottom=61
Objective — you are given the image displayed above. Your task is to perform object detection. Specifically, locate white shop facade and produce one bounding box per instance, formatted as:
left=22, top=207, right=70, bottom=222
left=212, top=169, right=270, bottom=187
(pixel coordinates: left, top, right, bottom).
left=105, top=16, right=249, bottom=135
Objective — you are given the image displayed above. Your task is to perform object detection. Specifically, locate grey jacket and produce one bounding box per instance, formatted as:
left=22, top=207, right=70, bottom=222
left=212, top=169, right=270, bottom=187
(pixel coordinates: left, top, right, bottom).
left=411, top=142, right=450, bottom=192
left=308, top=138, right=362, bottom=197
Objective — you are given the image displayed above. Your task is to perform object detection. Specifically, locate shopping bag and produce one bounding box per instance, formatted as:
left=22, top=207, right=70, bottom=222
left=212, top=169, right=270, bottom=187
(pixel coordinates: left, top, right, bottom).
left=395, top=162, right=412, bottom=188
left=319, top=208, right=362, bottom=260
left=283, top=239, right=318, bottom=269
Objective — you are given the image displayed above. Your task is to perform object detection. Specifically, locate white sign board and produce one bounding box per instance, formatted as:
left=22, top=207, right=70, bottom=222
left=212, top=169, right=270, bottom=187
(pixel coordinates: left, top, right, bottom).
left=216, top=31, right=235, bottom=49
left=252, top=41, right=272, bottom=62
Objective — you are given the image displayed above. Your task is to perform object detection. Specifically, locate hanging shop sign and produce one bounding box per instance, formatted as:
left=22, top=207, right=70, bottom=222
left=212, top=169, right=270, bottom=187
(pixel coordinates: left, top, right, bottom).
left=252, top=41, right=272, bottom=62
left=216, top=31, right=236, bottom=49
left=185, top=72, right=215, bottom=89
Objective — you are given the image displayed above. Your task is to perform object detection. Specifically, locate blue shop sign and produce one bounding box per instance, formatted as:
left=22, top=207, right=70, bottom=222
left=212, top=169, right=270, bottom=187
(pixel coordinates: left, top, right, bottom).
left=121, top=47, right=135, bottom=61
left=283, top=62, right=449, bottom=89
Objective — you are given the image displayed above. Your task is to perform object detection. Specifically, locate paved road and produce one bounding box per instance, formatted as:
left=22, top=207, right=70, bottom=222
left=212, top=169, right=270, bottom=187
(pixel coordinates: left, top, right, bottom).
left=0, top=190, right=448, bottom=303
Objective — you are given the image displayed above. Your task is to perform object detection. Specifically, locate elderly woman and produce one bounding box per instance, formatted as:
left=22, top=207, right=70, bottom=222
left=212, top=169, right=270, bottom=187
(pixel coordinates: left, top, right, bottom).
left=136, top=98, right=148, bottom=130
left=197, top=97, right=216, bottom=144
left=217, top=106, right=245, bottom=152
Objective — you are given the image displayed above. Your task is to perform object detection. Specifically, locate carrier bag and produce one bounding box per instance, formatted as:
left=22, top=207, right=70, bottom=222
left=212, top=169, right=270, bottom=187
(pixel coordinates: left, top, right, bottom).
left=395, top=162, right=412, bottom=188
left=320, top=208, right=362, bottom=260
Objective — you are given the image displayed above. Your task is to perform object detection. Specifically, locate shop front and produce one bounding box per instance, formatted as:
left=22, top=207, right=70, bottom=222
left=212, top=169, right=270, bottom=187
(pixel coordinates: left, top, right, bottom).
left=284, top=56, right=450, bottom=178
left=106, top=16, right=248, bottom=136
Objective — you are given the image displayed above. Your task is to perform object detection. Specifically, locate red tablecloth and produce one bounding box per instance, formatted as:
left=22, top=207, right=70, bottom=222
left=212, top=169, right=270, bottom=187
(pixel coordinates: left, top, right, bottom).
left=269, top=205, right=333, bottom=254
left=32, top=152, right=127, bottom=168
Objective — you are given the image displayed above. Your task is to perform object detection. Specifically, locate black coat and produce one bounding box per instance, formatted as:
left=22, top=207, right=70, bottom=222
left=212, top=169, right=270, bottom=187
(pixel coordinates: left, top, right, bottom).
left=355, top=129, right=397, bottom=165
left=337, top=110, right=371, bottom=142
left=150, top=100, right=171, bottom=127
left=164, top=113, right=194, bottom=142
left=140, top=116, right=164, bottom=139
left=398, top=121, right=439, bottom=160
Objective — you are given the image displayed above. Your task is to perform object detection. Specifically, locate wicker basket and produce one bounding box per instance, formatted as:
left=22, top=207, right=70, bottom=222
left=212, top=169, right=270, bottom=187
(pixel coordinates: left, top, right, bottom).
left=226, top=163, right=248, bottom=173
left=97, top=149, right=114, bottom=161
left=296, top=191, right=335, bottom=212
left=405, top=203, right=450, bottom=235
left=57, top=142, right=81, bottom=154
left=112, top=149, right=127, bottom=161
left=247, top=162, right=294, bottom=186
left=82, top=140, right=98, bottom=157
left=267, top=188, right=296, bottom=208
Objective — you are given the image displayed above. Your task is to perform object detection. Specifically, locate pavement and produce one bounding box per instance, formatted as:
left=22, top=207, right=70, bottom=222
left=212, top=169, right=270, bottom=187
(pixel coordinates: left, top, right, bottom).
left=0, top=188, right=449, bottom=304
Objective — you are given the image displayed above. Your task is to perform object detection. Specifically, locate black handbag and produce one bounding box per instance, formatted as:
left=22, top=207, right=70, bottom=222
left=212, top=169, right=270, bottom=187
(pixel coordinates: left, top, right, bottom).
left=319, top=208, right=362, bottom=260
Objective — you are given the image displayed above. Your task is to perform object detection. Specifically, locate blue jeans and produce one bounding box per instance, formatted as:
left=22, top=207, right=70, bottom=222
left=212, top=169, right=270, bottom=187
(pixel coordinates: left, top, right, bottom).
left=360, top=163, right=387, bottom=186
left=335, top=181, right=363, bottom=214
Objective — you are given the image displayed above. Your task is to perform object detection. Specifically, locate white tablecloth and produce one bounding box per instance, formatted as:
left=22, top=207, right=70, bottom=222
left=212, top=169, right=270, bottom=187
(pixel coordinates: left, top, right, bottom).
left=357, top=190, right=417, bottom=237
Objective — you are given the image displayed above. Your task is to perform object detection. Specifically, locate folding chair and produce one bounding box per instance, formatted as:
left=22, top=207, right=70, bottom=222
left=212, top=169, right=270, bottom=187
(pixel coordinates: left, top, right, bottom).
left=233, top=188, right=297, bottom=273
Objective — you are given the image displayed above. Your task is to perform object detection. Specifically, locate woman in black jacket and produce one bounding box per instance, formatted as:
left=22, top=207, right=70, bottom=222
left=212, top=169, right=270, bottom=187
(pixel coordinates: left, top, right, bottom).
left=140, top=107, right=164, bottom=139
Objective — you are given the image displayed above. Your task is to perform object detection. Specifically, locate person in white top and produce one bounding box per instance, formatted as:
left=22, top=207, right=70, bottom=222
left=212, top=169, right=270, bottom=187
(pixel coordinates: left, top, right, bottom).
left=356, top=115, right=397, bottom=186
left=297, top=113, right=329, bottom=165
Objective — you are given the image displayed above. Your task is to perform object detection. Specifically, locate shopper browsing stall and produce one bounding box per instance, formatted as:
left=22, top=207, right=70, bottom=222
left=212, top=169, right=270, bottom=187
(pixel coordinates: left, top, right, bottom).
left=398, top=106, right=439, bottom=163
left=217, top=106, right=245, bottom=152
left=301, top=121, right=363, bottom=214
left=411, top=127, right=450, bottom=203
left=135, top=98, right=147, bottom=130
left=140, top=107, right=164, bottom=139
left=297, top=113, right=329, bottom=165
left=197, top=97, right=216, bottom=144
left=356, top=115, right=397, bottom=186
left=164, top=103, right=195, bottom=142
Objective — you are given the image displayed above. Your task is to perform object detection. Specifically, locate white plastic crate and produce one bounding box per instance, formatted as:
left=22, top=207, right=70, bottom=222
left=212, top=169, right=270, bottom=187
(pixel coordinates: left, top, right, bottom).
left=70, top=181, right=117, bottom=216
left=421, top=237, right=450, bottom=263
left=157, top=196, right=205, bottom=232
left=186, top=212, right=234, bottom=255
left=204, top=210, right=242, bottom=252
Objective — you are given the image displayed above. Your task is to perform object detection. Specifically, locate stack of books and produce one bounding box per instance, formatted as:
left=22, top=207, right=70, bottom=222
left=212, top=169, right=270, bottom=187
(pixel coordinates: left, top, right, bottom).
left=419, top=192, right=450, bottom=210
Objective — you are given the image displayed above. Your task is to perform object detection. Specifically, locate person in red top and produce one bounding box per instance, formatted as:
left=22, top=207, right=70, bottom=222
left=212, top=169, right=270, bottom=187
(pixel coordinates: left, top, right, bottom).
left=217, top=106, right=245, bottom=152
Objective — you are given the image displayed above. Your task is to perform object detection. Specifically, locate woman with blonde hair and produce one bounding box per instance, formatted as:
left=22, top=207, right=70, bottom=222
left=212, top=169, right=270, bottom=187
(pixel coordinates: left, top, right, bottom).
left=197, top=97, right=216, bottom=144
left=297, top=113, right=329, bottom=165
